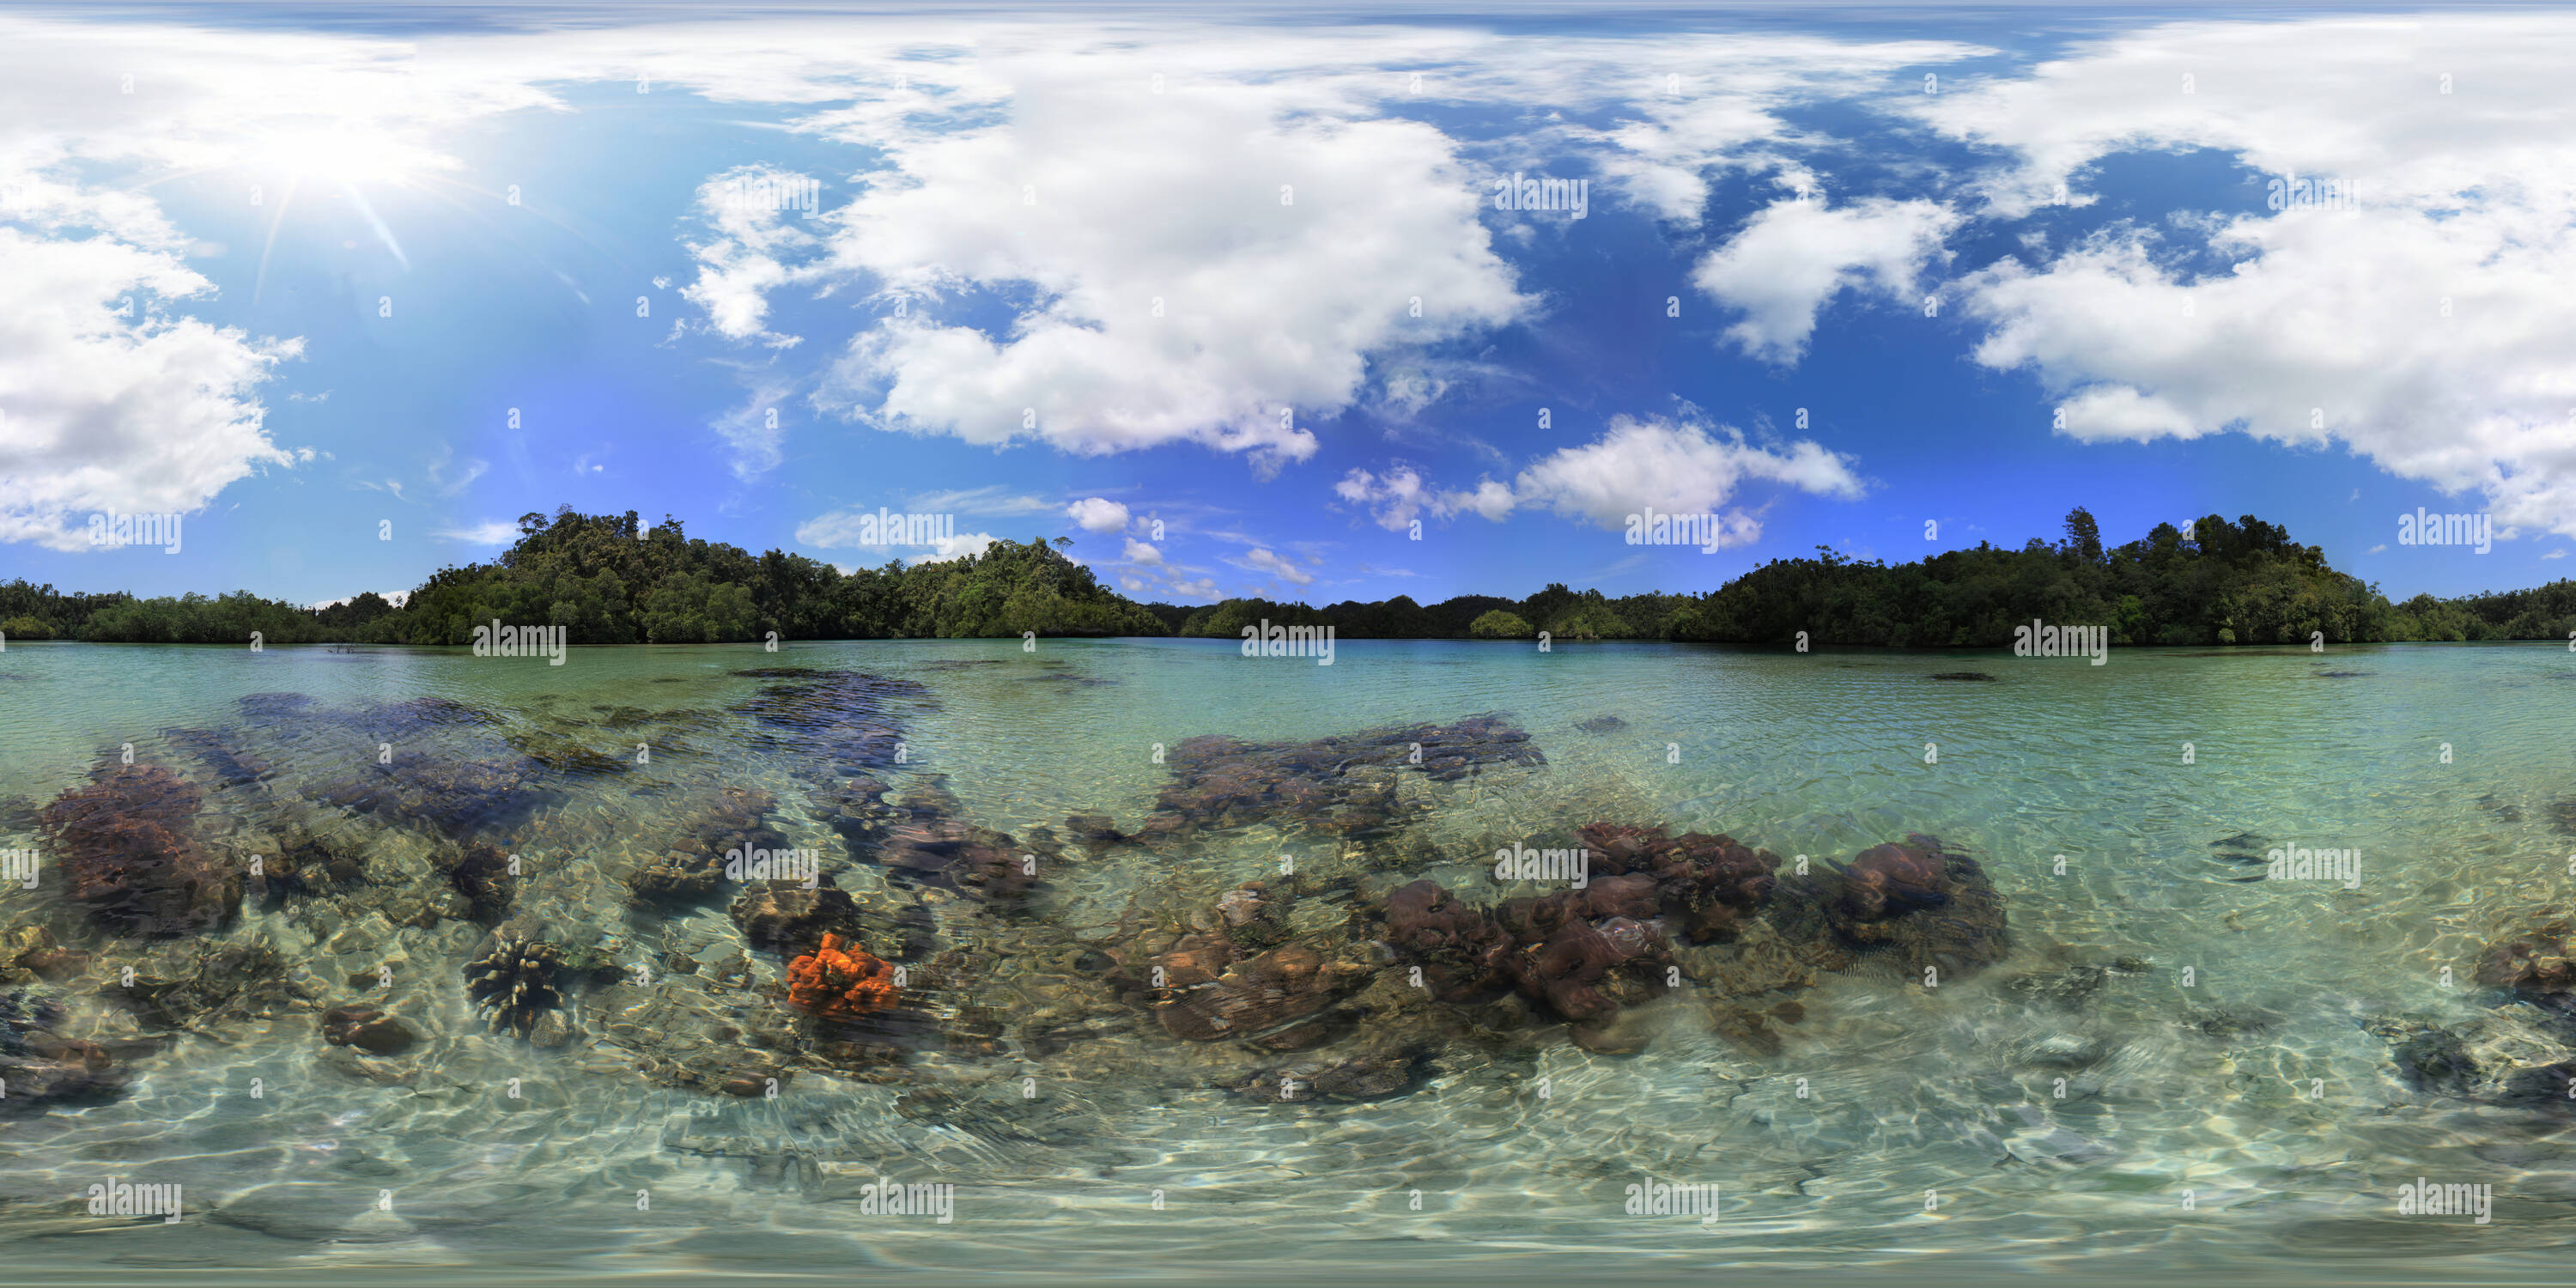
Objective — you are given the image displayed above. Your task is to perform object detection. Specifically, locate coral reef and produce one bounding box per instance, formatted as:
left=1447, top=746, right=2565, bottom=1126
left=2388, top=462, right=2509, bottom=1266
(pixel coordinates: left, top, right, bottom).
left=1134, top=714, right=1544, bottom=841
left=1817, top=834, right=2008, bottom=978
left=784, top=933, right=902, bottom=1021
left=465, top=938, right=567, bottom=1040
left=40, top=762, right=240, bottom=936
left=447, top=842, right=516, bottom=924
left=313, top=754, right=554, bottom=838
left=866, top=780, right=1044, bottom=901
left=626, top=787, right=787, bottom=907
left=1578, top=823, right=1781, bottom=941
left=732, top=667, right=927, bottom=775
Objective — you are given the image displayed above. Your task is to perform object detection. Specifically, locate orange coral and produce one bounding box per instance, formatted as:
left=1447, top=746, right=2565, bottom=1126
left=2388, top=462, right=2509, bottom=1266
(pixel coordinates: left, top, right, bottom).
left=785, top=933, right=902, bottom=1019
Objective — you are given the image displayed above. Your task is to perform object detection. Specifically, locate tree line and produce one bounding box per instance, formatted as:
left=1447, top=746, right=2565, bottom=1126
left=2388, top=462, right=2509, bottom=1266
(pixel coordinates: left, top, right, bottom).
left=3, top=506, right=2569, bottom=647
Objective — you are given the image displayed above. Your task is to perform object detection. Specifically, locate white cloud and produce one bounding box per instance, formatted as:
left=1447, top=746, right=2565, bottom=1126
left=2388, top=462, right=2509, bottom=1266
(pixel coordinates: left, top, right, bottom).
left=1444, top=478, right=1518, bottom=522
left=433, top=520, right=520, bottom=544
left=1565, top=36, right=1980, bottom=226
left=1511, top=414, right=1864, bottom=536
left=1066, top=496, right=1131, bottom=533
left=1237, top=546, right=1315, bottom=586
left=707, top=373, right=796, bottom=478
left=1917, top=13, right=2576, bottom=538
left=1692, top=197, right=1959, bottom=364
left=680, top=166, right=818, bottom=347
left=0, top=212, right=300, bottom=551
left=1122, top=538, right=1163, bottom=566
left=916, top=531, right=998, bottom=563
left=1334, top=465, right=1438, bottom=532
left=1339, top=465, right=1520, bottom=528
left=909, top=485, right=1055, bottom=516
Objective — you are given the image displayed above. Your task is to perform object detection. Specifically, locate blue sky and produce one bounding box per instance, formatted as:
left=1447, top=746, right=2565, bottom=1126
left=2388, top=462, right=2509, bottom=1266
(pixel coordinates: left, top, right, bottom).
left=3, top=6, right=2569, bottom=610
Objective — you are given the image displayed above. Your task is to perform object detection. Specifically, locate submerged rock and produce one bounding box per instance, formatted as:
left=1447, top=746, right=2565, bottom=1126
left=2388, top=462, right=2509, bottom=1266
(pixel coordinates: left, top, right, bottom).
left=866, top=781, right=1042, bottom=902
left=313, top=755, right=553, bottom=838
left=40, top=762, right=240, bottom=937
left=2476, top=922, right=2576, bottom=1013
left=1145, top=937, right=1373, bottom=1050
left=627, top=787, right=788, bottom=908
left=0, top=986, right=124, bottom=1109
left=320, top=1004, right=421, bottom=1055
left=447, top=843, right=516, bottom=925
left=732, top=667, right=928, bottom=775
left=1236, top=1048, right=1428, bottom=1103
left=2373, top=1006, right=2576, bottom=1106
left=1137, top=714, right=1545, bottom=841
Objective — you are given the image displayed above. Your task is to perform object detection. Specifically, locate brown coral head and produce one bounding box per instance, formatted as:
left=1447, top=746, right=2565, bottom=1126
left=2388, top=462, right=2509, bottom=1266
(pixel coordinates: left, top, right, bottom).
left=1839, top=841, right=1948, bottom=920
left=785, top=932, right=902, bottom=1020
left=2476, top=923, right=2576, bottom=996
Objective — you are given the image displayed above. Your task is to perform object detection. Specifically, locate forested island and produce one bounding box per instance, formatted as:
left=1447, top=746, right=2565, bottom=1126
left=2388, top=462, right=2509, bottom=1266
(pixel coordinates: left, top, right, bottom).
left=3, top=505, right=2570, bottom=648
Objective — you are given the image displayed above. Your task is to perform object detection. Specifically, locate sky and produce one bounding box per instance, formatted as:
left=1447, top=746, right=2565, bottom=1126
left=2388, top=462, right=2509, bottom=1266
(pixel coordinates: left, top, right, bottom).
left=2, top=3, right=2571, bottom=610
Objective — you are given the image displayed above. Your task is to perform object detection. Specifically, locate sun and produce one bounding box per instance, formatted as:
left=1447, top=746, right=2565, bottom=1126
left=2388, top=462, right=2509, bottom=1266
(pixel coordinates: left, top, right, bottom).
left=234, top=121, right=446, bottom=189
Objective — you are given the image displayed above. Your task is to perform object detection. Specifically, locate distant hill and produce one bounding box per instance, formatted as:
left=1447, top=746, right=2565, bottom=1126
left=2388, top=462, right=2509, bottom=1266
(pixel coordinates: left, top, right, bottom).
left=8, top=506, right=2571, bottom=647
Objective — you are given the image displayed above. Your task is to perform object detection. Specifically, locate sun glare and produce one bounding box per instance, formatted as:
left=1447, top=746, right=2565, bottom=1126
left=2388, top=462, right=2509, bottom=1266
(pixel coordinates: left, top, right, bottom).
left=235, top=122, right=442, bottom=189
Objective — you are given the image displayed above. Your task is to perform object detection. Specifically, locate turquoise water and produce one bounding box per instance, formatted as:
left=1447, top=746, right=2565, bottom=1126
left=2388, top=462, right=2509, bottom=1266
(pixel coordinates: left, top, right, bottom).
left=2, top=638, right=2573, bottom=1284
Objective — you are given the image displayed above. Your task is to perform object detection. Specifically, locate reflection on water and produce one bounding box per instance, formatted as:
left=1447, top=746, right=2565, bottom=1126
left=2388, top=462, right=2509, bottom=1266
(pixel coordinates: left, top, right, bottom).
left=1, top=638, right=2573, bottom=1284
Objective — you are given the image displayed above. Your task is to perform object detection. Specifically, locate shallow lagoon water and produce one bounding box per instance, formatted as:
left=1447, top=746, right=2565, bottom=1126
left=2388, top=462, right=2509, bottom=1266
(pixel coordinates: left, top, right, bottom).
left=3, top=638, right=2573, bottom=1285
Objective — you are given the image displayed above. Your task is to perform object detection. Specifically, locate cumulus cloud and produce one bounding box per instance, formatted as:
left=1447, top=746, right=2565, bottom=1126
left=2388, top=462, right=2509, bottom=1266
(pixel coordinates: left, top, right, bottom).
left=1511, top=415, right=1864, bottom=537
left=1692, top=197, right=1959, bottom=364
left=915, top=531, right=998, bottom=563
left=1334, top=465, right=1438, bottom=532
left=1121, top=538, right=1163, bottom=566
left=680, top=166, right=819, bottom=347
left=1338, top=465, right=1519, bottom=528
left=1236, top=547, right=1315, bottom=586
left=1066, top=496, right=1131, bottom=533
left=0, top=201, right=300, bottom=551
left=1562, top=36, right=1981, bottom=225
left=1916, top=13, right=2576, bottom=537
